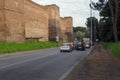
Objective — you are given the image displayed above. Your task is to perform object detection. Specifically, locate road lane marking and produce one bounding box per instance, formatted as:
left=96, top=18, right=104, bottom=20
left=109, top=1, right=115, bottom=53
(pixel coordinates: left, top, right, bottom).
left=0, top=48, right=57, bottom=60
left=0, top=52, right=58, bottom=70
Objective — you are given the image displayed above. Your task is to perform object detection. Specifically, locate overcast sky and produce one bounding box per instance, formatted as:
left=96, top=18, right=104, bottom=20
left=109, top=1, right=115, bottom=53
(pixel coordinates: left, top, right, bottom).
left=32, top=0, right=99, bottom=27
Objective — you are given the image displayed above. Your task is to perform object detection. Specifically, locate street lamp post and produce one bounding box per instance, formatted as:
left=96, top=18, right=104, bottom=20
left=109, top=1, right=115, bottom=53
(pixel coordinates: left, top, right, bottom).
left=90, top=0, right=93, bottom=45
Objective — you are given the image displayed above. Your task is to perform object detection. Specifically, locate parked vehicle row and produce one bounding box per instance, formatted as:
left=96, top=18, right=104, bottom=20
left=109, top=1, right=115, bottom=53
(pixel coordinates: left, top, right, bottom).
left=60, top=41, right=91, bottom=52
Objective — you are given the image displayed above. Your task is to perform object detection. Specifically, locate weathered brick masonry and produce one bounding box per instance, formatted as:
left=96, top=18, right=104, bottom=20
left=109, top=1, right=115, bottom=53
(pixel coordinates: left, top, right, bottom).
left=64, top=17, right=74, bottom=41
left=0, top=0, right=73, bottom=43
left=60, top=17, right=73, bottom=42
left=24, top=0, right=49, bottom=41
left=0, top=0, right=25, bottom=42
left=45, top=4, right=63, bottom=41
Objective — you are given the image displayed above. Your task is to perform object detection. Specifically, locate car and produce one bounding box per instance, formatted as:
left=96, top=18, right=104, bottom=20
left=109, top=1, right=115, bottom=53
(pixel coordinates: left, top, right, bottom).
left=85, top=43, right=91, bottom=48
left=69, top=42, right=75, bottom=50
left=60, top=43, right=73, bottom=52
left=76, top=42, right=85, bottom=51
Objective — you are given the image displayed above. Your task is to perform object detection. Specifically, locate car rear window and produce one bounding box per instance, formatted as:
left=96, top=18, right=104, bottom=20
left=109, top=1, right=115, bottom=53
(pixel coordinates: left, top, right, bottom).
left=62, top=43, right=69, bottom=46
left=78, top=42, right=82, bottom=45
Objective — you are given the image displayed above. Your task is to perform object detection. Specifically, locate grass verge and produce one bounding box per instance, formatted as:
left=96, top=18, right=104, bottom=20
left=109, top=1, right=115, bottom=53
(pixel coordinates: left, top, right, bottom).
left=101, top=42, right=120, bottom=59
left=0, top=41, right=60, bottom=54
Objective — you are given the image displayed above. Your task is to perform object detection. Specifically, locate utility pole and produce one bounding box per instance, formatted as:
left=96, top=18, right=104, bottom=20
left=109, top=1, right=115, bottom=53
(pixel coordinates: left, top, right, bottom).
left=93, top=12, right=96, bottom=42
left=90, top=0, right=93, bottom=45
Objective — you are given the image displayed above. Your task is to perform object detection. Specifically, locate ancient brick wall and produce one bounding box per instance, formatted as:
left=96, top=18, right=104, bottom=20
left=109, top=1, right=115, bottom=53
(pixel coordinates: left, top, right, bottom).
left=45, top=4, right=62, bottom=41
left=0, top=0, right=73, bottom=43
left=60, top=17, right=73, bottom=42
left=0, top=0, right=5, bottom=41
left=0, top=0, right=4, bottom=9
left=0, top=11, right=5, bottom=41
left=24, top=0, right=49, bottom=41
left=60, top=17, right=67, bottom=42
left=0, top=0, right=49, bottom=42
left=0, top=0, right=25, bottom=43
left=64, top=17, right=74, bottom=42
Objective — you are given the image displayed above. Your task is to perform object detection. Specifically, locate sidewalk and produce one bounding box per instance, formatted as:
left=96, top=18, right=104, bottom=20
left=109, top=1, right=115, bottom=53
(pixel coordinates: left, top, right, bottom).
left=65, top=45, right=120, bottom=80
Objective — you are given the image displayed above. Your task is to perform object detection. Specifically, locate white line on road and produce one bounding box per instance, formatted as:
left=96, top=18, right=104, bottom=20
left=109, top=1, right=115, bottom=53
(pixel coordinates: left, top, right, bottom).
left=0, top=52, right=57, bottom=70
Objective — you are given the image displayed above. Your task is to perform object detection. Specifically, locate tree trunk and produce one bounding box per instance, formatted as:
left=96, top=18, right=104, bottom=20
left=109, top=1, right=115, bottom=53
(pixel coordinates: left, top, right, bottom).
left=108, top=0, right=118, bottom=42
left=114, top=0, right=119, bottom=41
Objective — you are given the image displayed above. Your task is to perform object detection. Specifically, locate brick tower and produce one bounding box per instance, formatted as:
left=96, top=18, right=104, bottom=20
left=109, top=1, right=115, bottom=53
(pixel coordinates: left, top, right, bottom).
left=45, top=4, right=62, bottom=41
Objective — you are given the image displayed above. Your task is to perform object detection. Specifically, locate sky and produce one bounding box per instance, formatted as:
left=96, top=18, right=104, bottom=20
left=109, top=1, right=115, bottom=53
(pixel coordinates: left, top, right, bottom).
left=32, top=0, right=99, bottom=27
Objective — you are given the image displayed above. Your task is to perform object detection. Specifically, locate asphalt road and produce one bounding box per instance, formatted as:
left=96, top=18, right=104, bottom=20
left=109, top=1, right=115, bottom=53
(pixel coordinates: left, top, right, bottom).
left=0, top=48, right=93, bottom=80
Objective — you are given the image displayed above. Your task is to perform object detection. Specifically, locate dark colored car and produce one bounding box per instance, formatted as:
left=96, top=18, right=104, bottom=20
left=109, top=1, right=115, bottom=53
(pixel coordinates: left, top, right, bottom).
left=76, top=42, right=85, bottom=51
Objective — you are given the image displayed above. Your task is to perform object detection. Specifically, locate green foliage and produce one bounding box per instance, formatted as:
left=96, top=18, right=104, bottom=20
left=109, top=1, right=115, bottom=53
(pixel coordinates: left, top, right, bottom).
left=98, top=3, right=115, bottom=41
left=98, top=17, right=114, bottom=42
left=86, top=17, right=98, bottom=28
left=90, top=0, right=106, bottom=11
left=86, top=17, right=99, bottom=42
left=0, top=41, right=59, bottom=54
left=73, top=27, right=87, bottom=40
left=102, top=42, right=120, bottom=59
left=73, top=26, right=87, bottom=33
left=91, top=0, right=120, bottom=41
left=74, top=31, right=85, bottom=40
left=100, top=3, right=111, bottom=17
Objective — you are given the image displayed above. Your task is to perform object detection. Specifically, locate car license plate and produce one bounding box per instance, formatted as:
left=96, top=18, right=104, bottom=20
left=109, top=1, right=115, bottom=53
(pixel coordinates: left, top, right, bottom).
left=62, top=47, right=67, bottom=48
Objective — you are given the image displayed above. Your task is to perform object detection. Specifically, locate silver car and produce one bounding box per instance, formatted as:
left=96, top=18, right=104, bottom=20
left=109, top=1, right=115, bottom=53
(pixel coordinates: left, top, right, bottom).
left=60, top=43, right=72, bottom=52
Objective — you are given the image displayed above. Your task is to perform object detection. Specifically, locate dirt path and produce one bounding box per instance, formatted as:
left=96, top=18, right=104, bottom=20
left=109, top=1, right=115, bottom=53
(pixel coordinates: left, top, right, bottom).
left=66, top=45, right=120, bottom=80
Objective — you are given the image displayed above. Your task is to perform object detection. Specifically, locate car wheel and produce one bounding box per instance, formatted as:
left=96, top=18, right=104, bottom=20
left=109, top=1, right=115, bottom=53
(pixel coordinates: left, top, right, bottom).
left=68, top=50, right=71, bottom=52
left=70, top=49, right=72, bottom=52
left=83, top=48, right=85, bottom=51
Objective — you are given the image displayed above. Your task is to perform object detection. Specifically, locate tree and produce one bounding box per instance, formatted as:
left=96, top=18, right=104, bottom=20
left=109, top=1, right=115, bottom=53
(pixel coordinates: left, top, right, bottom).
left=73, top=27, right=87, bottom=40
left=99, top=17, right=114, bottom=41
left=86, top=17, right=99, bottom=42
left=99, top=3, right=114, bottom=41
left=73, top=26, right=87, bottom=33
left=74, top=31, right=85, bottom=40
left=90, top=0, right=119, bottom=42
left=108, top=0, right=119, bottom=41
